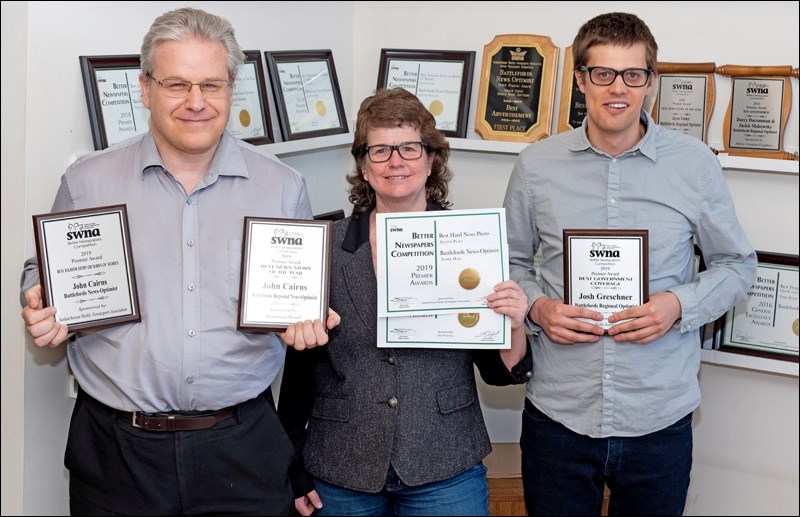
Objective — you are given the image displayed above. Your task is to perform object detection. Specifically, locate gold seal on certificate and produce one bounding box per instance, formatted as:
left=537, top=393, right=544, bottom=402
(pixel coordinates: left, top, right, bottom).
left=33, top=204, right=141, bottom=332
left=459, top=268, right=481, bottom=290
left=377, top=208, right=509, bottom=316
left=237, top=217, right=332, bottom=332
left=458, top=313, right=480, bottom=328
left=563, top=229, right=649, bottom=331
left=377, top=309, right=509, bottom=350
left=793, top=319, right=799, bottom=336
left=239, top=109, right=251, bottom=127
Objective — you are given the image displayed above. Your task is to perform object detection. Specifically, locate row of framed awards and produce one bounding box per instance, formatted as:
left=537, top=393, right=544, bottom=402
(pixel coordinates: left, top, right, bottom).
left=81, top=37, right=798, bottom=161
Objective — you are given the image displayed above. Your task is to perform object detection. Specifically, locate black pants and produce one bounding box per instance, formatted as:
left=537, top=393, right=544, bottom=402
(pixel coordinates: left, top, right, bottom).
left=66, top=388, right=295, bottom=516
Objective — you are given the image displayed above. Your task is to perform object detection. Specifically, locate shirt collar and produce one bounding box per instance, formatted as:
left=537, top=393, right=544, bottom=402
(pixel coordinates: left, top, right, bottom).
left=568, top=109, right=657, bottom=162
left=137, top=131, right=250, bottom=180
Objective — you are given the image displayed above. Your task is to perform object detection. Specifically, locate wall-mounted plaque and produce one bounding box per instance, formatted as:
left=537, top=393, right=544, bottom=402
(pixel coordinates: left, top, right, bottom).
left=718, top=64, right=793, bottom=159
left=563, top=229, right=649, bottom=332
left=475, top=34, right=559, bottom=142
left=264, top=49, right=348, bottom=141
left=723, top=76, right=790, bottom=156
left=79, top=55, right=150, bottom=150
left=556, top=45, right=586, bottom=133
left=712, top=251, right=798, bottom=362
left=226, top=50, right=274, bottom=145
left=376, top=49, right=475, bottom=138
left=33, top=205, right=140, bottom=332
left=238, top=218, right=332, bottom=332
left=652, top=62, right=716, bottom=143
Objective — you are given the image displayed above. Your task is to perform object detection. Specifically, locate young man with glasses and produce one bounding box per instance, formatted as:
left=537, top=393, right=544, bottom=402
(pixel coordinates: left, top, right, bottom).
left=20, top=7, right=334, bottom=515
left=503, top=12, right=756, bottom=516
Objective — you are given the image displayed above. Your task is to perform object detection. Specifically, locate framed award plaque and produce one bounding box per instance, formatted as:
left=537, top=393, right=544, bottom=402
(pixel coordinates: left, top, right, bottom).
left=712, top=251, right=799, bottom=362
left=376, top=49, right=476, bottom=138
left=563, top=229, right=649, bottom=332
left=475, top=34, right=559, bottom=142
left=33, top=204, right=140, bottom=332
left=264, top=49, right=349, bottom=141
left=651, top=62, right=716, bottom=143
left=238, top=217, right=332, bottom=332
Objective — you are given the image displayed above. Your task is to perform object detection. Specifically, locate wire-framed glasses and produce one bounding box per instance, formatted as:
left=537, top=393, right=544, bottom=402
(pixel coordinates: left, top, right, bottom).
left=578, top=66, right=652, bottom=87
left=365, top=141, right=425, bottom=163
left=146, top=73, right=232, bottom=98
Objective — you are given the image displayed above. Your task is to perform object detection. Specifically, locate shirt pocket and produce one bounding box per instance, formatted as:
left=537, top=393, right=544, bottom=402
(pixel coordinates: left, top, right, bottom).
left=635, top=209, right=693, bottom=278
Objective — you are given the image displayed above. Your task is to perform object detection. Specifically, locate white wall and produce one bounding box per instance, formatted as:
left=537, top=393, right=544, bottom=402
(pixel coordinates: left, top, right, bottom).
left=2, top=1, right=797, bottom=515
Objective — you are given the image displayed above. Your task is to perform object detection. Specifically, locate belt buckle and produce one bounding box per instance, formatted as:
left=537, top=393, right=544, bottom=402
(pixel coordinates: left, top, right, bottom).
left=131, top=411, right=141, bottom=428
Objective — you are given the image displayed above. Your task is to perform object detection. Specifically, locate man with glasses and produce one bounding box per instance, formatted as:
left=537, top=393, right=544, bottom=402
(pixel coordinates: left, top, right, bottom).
left=503, top=12, right=755, bottom=516
left=20, top=7, right=334, bottom=515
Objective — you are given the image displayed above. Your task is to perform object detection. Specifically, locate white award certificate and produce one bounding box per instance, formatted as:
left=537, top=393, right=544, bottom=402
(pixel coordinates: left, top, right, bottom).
left=377, top=208, right=508, bottom=316
left=377, top=309, right=510, bottom=349
left=722, top=257, right=799, bottom=358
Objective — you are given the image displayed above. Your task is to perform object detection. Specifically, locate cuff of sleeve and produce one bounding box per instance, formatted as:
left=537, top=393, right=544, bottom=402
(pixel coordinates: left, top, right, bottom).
left=509, top=337, right=534, bottom=383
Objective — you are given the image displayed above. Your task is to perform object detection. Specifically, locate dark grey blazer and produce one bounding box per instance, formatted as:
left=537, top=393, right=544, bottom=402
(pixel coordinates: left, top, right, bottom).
left=279, top=208, right=532, bottom=495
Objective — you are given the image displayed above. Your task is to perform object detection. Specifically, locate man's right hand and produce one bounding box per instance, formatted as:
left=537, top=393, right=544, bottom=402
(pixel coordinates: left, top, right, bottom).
left=530, top=296, right=604, bottom=344
left=21, top=285, right=70, bottom=347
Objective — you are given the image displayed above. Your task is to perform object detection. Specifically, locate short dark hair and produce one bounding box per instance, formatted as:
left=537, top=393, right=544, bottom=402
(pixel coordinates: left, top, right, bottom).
left=572, top=12, right=658, bottom=73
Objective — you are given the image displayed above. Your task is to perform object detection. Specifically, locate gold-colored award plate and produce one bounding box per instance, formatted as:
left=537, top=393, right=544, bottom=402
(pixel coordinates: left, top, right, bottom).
left=475, top=34, right=559, bottom=142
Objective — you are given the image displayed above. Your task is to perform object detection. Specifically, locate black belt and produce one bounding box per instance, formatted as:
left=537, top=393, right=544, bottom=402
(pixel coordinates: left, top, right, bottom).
left=127, top=406, right=237, bottom=431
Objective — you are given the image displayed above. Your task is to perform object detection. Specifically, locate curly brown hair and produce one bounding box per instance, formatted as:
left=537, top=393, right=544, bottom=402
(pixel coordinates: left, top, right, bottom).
left=348, top=88, right=452, bottom=217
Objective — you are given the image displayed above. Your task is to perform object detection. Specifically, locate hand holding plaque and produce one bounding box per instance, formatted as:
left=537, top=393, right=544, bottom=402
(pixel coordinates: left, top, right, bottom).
left=237, top=218, right=332, bottom=332
left=33, top=205, right=140, bottom=332
left=563, top=230, right=649, bottom=331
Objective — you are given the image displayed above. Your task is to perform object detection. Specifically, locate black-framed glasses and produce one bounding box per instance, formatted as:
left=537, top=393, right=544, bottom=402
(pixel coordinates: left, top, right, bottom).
left=365, top=141, right=425, bottom=163
left=578, top=66, right=652, bottom=87
left=146, top=73, right=232, bottom=98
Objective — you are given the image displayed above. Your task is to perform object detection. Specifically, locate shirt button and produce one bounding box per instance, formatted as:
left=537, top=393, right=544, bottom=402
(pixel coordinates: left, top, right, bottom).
left=186, top=376, right=194, bottom=384
left=610, top=198, right=616, bottom=204
left=187, top=239, right=194, bottom=246
left=188, top=283, right=195, bottom=291
left=604, top=373, right=611, bottom=380
left=187, top=198, right=193, bottom=205
left=686, top=323, right=692, bottom=329
left=387, top=356, right=395, bottom=365
left=188, top=329, right=196, bottom=337
left=526, top=371, right=533, bottom=379
left=388, top=397, right=398, bottom=408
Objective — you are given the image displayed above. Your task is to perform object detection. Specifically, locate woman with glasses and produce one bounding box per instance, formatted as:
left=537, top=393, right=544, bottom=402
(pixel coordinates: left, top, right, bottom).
left=503, top=12, right=755, bottom=515
left=278, top=87, right=532, bottom=516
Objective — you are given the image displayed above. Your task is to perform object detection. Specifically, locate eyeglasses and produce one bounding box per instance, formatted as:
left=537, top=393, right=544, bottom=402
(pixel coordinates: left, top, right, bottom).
left=146, top=73, right=232, bottom=98
left=365, top=141, right=425, bottom=163
left=578, top=66, right=652, bottom=88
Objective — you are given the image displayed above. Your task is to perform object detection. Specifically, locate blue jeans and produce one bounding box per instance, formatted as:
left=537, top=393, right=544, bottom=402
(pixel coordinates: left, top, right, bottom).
left=312, top=463, right=489, bottom=516
left=521, top=400, right=692, bottom=516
